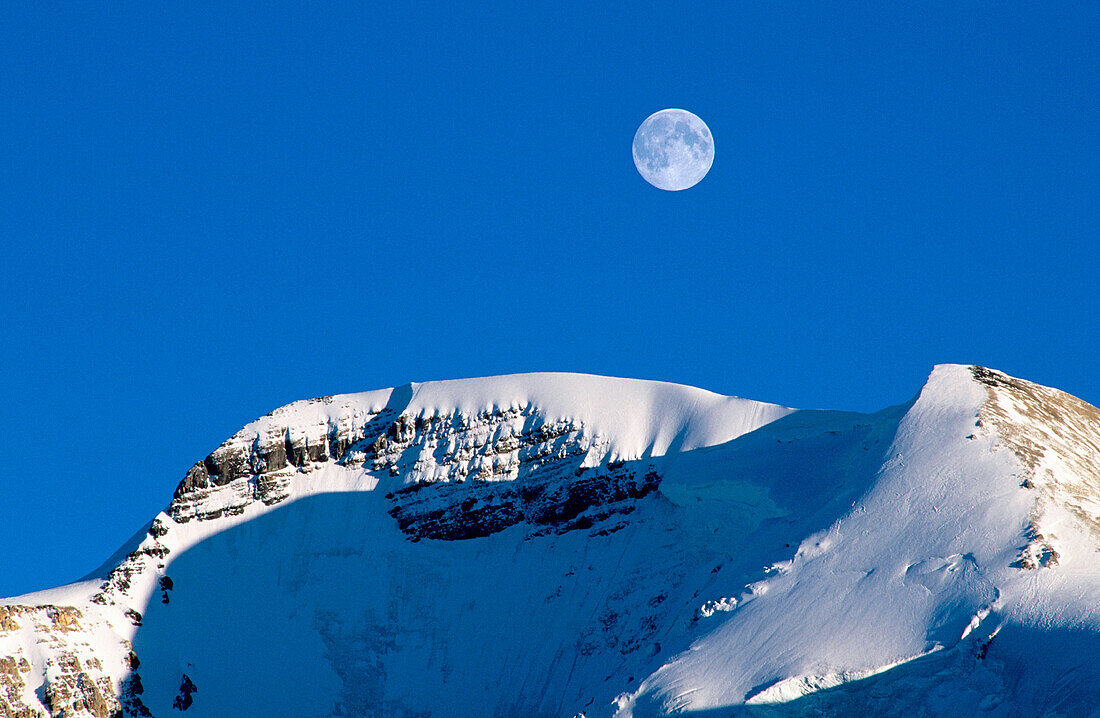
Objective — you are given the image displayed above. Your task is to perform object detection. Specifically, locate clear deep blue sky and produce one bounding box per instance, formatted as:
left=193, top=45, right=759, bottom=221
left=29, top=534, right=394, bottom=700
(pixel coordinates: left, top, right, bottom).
left=1, top=3, right=1097, bottom=597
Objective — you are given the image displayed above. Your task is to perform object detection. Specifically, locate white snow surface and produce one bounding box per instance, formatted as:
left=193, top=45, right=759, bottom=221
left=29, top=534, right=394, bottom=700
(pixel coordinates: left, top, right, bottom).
left=248, top=372, right=795, bottom=463
left=3, top=366, right=1100, bottom=718
left=617, top=365, right=1027, bottom=714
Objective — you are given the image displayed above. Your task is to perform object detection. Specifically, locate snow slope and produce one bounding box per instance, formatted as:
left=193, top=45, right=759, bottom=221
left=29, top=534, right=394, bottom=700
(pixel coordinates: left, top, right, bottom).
left=2, top=367, right=1099, bottom=718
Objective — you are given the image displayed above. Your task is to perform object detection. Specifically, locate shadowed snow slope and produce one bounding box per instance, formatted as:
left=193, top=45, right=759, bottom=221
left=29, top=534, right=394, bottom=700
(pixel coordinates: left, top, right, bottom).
left=2, top=367, right=1099, bottom=718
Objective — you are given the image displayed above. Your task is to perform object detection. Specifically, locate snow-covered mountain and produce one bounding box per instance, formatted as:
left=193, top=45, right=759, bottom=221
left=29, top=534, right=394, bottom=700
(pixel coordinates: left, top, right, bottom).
left=2, top=366, right=1099, bottom=717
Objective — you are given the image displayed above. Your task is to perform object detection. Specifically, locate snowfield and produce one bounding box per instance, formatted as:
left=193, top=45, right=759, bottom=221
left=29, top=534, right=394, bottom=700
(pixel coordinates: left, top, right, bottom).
left=2, top=366, right=1099, bottom=717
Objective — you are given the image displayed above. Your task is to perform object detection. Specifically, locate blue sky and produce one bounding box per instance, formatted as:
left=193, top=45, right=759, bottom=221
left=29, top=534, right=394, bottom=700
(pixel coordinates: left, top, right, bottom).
left=1, top=2, right=1097, bottom=597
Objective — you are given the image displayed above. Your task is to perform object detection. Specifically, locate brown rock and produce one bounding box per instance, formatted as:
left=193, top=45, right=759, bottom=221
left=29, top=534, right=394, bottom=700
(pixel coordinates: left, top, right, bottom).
left=0, top=607, right=21, bottom=632
left=75, top=672, right=113, bottom=718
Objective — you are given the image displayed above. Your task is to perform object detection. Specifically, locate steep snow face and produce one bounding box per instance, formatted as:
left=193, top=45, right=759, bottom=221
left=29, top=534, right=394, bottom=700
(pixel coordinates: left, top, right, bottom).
left=617, top=365, right=1026, bottom=713
left=617, top=365, right=1100, bottom=717
left=2, top=367, right=1099, bottom=718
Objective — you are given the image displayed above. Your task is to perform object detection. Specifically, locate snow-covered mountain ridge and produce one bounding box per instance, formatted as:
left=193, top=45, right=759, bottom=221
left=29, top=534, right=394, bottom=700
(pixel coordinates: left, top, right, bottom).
left=2, top=366, right=1099, bottom=717
left=167, top=374, right=792, bottom=534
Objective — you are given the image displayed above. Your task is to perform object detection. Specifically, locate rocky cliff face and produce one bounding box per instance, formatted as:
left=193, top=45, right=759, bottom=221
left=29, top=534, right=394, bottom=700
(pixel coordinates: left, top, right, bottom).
left=388, top=464, right=661, bottom=541
left=168, top=398, right=612, bottom=524
left=161, top=375, right=790, bottom=546
left=0, top=604, right=125, bottom=718
left=171, top=390, right=667, bottom=543
left=971, top=365, right=1100, bottom=567
left=2, top=368, right=1099, bottom=718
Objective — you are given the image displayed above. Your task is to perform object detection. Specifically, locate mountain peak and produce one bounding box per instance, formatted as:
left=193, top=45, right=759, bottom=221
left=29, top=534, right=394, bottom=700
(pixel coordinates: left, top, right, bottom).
left=3, top=366, right=1099, bottom=717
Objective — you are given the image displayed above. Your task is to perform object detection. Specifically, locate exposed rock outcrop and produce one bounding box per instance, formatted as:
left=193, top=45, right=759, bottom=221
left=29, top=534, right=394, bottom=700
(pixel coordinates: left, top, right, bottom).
left=166, top=398, right=615, bottom=533
left=171, top=674, right=196, bottom=711
left=0, top=605, right=121, bottom=718
left=972, top=366, right=1100, bottom=566
left=388, top=465, right=661, bottom=540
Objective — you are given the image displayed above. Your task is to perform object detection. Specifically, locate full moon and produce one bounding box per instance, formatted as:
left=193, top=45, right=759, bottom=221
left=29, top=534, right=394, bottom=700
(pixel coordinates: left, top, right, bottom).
left=632, top=109, right=714, bottom=191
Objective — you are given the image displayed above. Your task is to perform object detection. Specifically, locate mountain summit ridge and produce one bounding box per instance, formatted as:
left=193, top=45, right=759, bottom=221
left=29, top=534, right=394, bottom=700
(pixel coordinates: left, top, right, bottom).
left=2, top=365, right=1099, bottom=718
